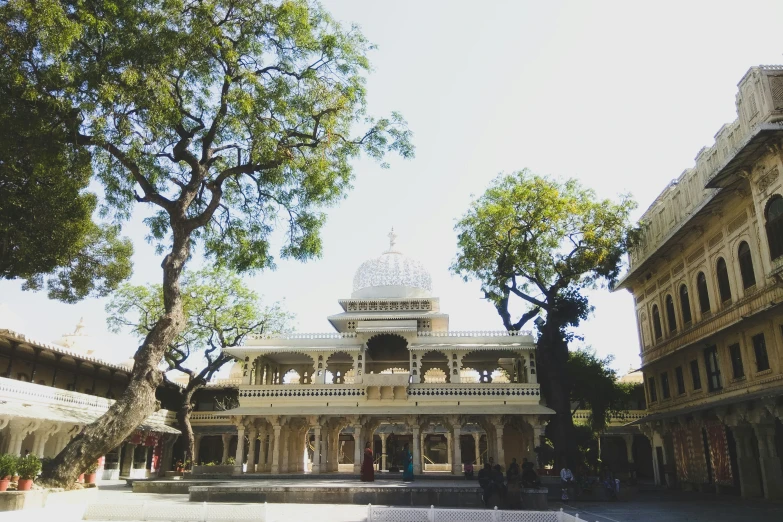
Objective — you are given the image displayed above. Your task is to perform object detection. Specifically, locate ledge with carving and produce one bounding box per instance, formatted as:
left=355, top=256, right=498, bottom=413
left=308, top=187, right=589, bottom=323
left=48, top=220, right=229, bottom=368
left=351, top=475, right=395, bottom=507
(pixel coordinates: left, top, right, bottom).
left=573, top=409, right=647, bottom=428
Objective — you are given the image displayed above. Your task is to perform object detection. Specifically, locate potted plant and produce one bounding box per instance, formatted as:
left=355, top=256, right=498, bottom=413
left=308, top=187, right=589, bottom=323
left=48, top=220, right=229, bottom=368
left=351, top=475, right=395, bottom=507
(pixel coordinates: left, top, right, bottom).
left=85, top=461, right=100, bottom=484
left=16, top=454, right=41, bottom=491
left=0, top=454, right=16, bottom=492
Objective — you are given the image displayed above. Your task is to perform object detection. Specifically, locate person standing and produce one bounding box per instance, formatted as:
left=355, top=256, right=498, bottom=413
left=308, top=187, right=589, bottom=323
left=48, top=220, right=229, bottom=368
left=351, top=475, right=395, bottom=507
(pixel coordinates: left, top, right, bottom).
left=560, top=464, right=574, bottom=501
left=361, top=442, right=375, bottom=482
left=402, top=443, right=414, bottom=482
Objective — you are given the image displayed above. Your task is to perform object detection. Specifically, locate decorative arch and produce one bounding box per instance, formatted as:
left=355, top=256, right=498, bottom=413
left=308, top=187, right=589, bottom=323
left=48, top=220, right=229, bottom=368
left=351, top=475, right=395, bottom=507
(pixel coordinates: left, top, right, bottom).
left=419, top=350, right=450, bottom=383
left=461, top=349, right=524, bottom=383
left=764, top=194, right=783, bottom=260
left=737, top=240, right=756, bottom=289
left=678, top=284, right=692, bottom=325
left=639, top=311, right=650, bottom=349
left=326, top=351, right=354, bottom=384
left=651, top=304, right=663, bottom=340
left=664, top=294, right=677, bottom=333
left=715, top=257, right=732, bottom=303
left=365, top=334, right=409, bottom=374
left=696, top=271, right=711, bottom=313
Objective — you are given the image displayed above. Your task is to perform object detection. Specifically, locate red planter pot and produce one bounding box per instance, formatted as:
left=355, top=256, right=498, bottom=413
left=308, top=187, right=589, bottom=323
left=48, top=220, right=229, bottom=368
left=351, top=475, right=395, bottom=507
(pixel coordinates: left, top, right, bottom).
left=0, top=479, right=10, bottom=492
left=85, top=473, right=97, bottom=484
left=77, top=473, right=84, bottom=483
left=17, top=479, right=33, bottom=491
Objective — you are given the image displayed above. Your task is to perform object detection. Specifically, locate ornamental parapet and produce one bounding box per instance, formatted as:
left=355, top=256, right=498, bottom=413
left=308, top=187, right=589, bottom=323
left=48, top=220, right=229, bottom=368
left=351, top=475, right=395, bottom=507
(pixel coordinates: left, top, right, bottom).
left=573, top=409, right=647, bottom=428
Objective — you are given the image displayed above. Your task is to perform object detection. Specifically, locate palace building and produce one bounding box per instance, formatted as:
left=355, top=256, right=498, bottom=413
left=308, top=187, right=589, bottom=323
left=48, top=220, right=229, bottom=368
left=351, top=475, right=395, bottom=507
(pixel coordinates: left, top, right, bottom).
left=616, top=65, right=783, bottom=499
left=189, top=231, right=554, bottom=475
left=0, top=320, right=181, bottom=479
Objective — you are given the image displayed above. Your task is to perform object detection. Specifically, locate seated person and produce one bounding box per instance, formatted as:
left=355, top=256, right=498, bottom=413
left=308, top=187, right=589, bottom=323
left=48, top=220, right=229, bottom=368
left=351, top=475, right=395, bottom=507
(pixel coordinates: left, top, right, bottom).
left=521, top=462, right=541, bottom=489
left=506, top=458, right=520, bottom=483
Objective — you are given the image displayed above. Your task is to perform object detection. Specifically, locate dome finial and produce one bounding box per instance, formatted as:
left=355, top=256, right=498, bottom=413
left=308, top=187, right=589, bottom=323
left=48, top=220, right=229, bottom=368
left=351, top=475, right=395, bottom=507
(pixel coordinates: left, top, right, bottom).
left=387, top=227, right=398, bottom=251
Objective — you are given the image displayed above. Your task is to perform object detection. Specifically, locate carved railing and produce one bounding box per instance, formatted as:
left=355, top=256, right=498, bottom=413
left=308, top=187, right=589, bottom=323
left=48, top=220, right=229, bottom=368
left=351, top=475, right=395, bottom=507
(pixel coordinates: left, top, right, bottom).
left=573, top=409, right=647, bottom=427
left=417, top=330, right=532, bottom=337
left=239, top=384, right=366, bottom=399
left=251, top=332, right=357, bottom=340
left=409, top=383, right=540, bottom=399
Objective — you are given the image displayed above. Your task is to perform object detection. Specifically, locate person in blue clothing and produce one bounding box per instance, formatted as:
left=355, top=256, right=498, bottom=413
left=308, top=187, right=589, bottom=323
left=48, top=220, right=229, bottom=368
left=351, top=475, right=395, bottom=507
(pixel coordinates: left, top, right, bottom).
left=402, top=443, right=414, bottom=482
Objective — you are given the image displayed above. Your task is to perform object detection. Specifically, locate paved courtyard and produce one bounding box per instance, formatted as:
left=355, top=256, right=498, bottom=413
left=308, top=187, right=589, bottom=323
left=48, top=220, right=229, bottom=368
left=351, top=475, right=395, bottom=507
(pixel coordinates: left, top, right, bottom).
left=81, top=482, right=783, bottom=522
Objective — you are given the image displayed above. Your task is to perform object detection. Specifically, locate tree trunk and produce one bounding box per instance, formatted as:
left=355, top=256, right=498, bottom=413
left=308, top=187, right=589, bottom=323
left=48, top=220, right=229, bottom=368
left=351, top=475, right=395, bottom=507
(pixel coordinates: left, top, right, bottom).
left=40, top=233, right=190, bottom=488
left=536, top=314, right=578, bottom=471
left=178, top=385, right=200, bottom=468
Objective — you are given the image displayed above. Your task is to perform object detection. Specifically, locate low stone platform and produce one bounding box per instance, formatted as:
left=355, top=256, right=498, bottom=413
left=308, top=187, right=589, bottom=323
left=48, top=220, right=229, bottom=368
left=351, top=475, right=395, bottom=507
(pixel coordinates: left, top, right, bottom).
left=187, top=479, right=484, bottom=507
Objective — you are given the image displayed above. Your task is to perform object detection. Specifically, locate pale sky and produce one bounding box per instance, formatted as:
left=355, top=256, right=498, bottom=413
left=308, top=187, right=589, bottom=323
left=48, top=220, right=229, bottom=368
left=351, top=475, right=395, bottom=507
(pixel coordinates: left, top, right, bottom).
left=2, top=0, right=783, bottom=374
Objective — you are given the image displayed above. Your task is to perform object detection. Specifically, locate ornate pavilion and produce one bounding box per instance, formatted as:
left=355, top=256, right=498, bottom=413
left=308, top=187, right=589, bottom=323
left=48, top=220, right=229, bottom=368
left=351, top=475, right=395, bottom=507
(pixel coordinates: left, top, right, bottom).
left=190, top=231, right=554, bottom=475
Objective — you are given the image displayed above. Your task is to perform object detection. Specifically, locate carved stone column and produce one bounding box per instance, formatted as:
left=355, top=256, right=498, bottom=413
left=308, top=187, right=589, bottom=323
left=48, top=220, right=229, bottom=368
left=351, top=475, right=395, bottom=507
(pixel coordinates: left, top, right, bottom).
left=221, top=433, right=232, bottom=465
left=412, top=425, right=422, bottom=475
left=380, top=433, right=388, bottom=471
left=121, top=443, right=137, bottom=476
left=280, top=426, right=290, bottom=473
left=452, top=426, right=462, bottom=475
left=733, top=424, right=763, bottom=498
left=234, top=424, right=245, bottom=474
left=271, top=425, right=282, bottom=474
left=494, top=423, right=505, bottom=470
left=193, top=433, right=203, bottom=465
left=473, top=433, right=481, bottom=466
left=246, top=426, right=258, bottom=473
left=446, top=433, right=452, bottom=468
left=754, top=422, right=783, bottom=500
left=353, top=424, right=363, bottom=474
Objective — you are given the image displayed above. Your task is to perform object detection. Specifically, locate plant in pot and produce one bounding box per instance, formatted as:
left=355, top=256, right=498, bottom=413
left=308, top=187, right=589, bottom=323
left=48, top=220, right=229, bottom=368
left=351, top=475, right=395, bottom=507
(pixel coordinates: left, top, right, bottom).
left=0, top=454, right=17, bottom=492
left=84, top=461, right=100, bottom=484
left=16, top=454, right=41, bottom=491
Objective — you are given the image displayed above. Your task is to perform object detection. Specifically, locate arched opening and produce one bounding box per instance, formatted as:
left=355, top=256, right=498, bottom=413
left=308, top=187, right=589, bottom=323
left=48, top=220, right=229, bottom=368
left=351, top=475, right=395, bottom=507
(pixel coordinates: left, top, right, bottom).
left=697, top=272, right=711, bottom=313
left=420, top=351, right=450, bottom=383
left=461, top=350, right=524, bottom=383
left=738, top=241, right=756, bottom=289
left=679, top=284, right=692, bottom=325
left=765, top=195, right=783, bottom=260
left=365, top=334, right=409, bottom=374
left=326, top=352, right=354, bottom=383
left=651, top=305, right=663, bottom=340
left=716, top=257, right=732, bottom=303
left=282, top=369, right=301, bottom=384
left=665, top=295, right=677, bottom=333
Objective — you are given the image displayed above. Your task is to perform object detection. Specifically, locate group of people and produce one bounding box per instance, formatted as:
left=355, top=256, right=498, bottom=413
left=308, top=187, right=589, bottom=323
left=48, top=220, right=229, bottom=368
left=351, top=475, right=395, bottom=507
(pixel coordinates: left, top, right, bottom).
left=359, top=442, right=415, bottom=482
left=560, top=463, right=620, bottom=502
left=476, top=457, right=541, bottom=507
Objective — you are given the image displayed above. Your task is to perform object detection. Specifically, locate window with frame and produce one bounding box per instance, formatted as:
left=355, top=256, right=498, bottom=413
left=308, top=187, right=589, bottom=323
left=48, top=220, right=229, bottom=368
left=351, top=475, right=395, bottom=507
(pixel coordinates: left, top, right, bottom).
left=679, top=285, right=692, bottom=325
left=675, top=366, right=685, bottom=395
left=652, top=305, right=663, bottom=340
left=729, top=343, right=744, bottom=379
left=737, top=241, right=756, bottom=289
left=704, top=345, right=722, bottom=391
left=647, top=376, right=657, bottom=402
left=697, top=272, right=711, bottom=313
left=690, top=360, right=702, bottom=390
left=660, top=372, right=671, bottom=399
left=752, top=333, right=771, bottom=372
left=716, top=258, right=732, bottom=303
left=665, top=295, right=677, bottom=333
left=765, top=195, right=783, bottom=261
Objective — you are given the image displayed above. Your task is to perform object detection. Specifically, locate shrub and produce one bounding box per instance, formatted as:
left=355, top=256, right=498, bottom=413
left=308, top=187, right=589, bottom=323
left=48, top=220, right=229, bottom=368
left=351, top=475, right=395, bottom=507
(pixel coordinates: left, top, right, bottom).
left=17, top=454, right=42, bottom=480
left=0, top=454, right=16, bottom=478
left=225, top=457, right=236, bottom=465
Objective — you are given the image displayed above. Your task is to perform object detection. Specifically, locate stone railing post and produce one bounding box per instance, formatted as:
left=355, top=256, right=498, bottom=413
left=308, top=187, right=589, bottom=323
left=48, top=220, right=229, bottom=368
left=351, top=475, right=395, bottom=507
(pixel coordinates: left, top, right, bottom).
left=452, top=426, right=462, bottom=475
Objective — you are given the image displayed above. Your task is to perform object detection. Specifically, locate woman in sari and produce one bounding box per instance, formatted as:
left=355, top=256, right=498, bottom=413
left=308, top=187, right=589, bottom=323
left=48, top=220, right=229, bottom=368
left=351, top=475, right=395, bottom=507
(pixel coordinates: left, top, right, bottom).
left=402, top=443, right=414, bottom=482
left=361, top=442, right=375, bottom=482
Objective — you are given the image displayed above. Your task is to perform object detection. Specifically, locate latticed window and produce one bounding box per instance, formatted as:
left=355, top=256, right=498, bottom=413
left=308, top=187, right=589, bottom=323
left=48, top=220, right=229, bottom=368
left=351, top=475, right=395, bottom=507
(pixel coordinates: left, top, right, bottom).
left=697, top=272, right=711, bottom=313
left=716, top=258, right=732, bottom=303
left=765, top=196, right=783, bottom=260
left=652, top=305, right=663, bottom=340
left=665, top=295, right=677, bottom=333
left=679, top=285, right=692, bottom=324
left=737, top=241, right=756, bottom=289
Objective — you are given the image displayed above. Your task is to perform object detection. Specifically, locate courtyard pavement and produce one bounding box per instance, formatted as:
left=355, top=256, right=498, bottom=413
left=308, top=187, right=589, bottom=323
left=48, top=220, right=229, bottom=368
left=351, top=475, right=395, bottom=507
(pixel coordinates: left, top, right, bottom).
left=87, top=481, right=783, bottom=522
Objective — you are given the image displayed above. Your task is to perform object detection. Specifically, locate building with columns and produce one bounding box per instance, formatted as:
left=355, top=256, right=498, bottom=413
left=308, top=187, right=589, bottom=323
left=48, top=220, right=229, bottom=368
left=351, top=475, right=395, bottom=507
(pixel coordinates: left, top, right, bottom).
left=616, top=65, right=783, bottom=499
left=0, top=322, right=181, bottom=480
left=189, top=231, right=554, bottom=475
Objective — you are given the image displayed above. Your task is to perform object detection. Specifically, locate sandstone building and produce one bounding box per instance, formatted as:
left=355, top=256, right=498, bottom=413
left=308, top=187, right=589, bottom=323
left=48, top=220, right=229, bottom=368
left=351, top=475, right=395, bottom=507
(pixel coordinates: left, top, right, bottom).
left=616, top=65, right=783, bottom=499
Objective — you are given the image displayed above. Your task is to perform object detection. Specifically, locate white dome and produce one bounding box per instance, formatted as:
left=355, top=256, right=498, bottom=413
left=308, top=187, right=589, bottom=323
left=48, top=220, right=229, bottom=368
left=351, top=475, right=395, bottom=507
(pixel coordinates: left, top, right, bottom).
left=352, top=230, right=432, bottom=299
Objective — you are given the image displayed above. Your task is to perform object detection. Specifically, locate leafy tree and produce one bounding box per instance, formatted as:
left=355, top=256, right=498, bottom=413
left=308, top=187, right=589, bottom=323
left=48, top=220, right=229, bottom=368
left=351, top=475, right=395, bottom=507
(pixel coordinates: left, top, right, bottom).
left=3, top=0, right=413, bottom=486
left=568, top=348, right=635, bottom=433
left=452, top=170, right=636, bottom=469
left=0, top=90, right=133, bottom=302
left=106, top=267, right=293, bottom=468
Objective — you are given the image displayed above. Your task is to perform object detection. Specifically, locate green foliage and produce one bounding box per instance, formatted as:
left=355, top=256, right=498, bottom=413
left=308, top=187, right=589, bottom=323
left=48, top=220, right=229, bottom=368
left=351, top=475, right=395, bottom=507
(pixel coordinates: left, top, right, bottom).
left=451, top=170, right=637, bottom=330
left=568, top=348, right=634, bottom=433
left=106, top=266, right=293, bottom=378
left=1, top=0, right=413, bottom=275
left=85, top=460, right=100, bottom=474
left=0, top=454, right=17, bottom=478
left=16, top=454, right=42, bottom=480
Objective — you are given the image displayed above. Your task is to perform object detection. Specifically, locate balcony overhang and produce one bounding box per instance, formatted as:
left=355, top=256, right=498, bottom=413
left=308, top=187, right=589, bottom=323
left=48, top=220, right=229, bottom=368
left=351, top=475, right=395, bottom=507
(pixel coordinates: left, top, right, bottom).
left=356, top=320, right=418, bottom=334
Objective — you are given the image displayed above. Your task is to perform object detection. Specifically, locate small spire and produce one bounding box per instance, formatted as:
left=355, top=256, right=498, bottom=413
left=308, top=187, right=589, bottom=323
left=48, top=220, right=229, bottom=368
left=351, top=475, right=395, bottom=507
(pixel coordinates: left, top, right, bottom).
left=387, top=227, right=398, bottom=250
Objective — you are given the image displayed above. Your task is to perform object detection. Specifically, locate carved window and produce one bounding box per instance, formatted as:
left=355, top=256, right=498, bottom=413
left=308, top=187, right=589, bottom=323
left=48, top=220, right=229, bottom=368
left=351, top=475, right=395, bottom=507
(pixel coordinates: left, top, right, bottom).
left=651, top=305, right=663, bottom=340
left=690, top=360, right=702, bottom=390
left=716, top=258, right=732, bottom=303
left=737, top=241, right=756, bottom=289
left=647, top=376, right=657, bottom=403
left=697, top=272, right=711, bottom=313
left=679, top=285, right=692, bottom=325
left=752, top=333, right=770, bottom=372
left=675, top=366, right=685, bottom=395
left=704, top=345, right=722, bottom=392
left=729, top=343, right=744, bottom=379
left=665, top=295, right=677, bottom=333
left=765, top=196, right=783, bottom=260
left=660, top=372, right=670, bottom=399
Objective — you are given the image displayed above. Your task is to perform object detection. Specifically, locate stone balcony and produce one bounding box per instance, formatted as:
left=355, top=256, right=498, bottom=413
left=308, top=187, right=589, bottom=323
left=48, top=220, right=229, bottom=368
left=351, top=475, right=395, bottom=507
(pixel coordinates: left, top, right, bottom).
left=211, top=382, right=549, bottom=417
left=573, top=409, right=647, bottom=428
